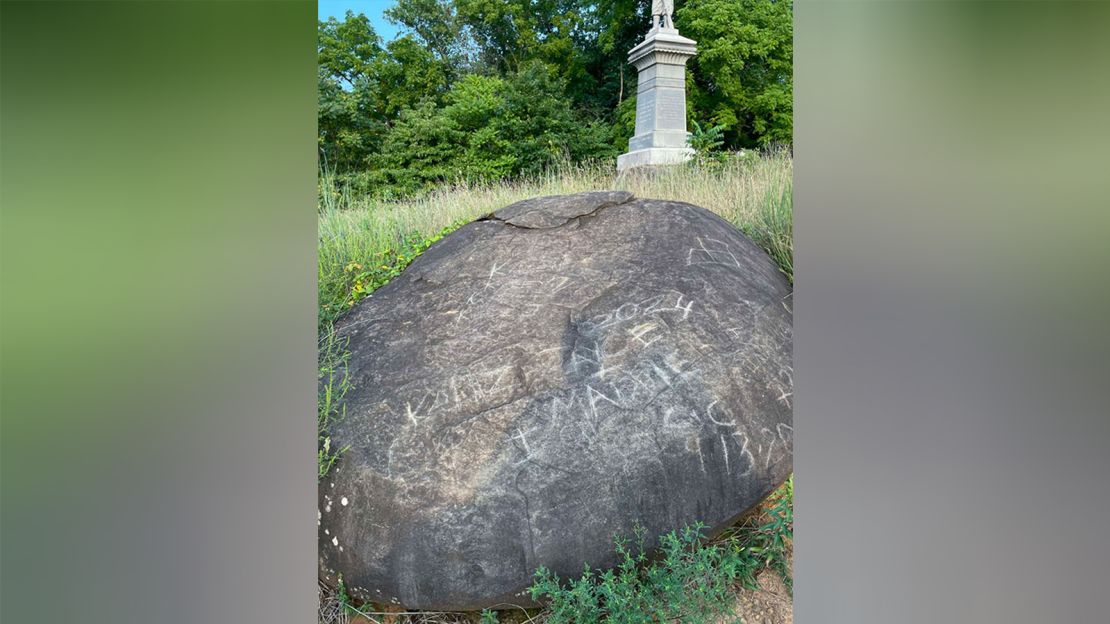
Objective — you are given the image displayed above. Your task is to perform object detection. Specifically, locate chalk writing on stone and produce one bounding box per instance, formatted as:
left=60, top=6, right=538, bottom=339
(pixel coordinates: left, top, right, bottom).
left=321, top=192, right=792, bottom=611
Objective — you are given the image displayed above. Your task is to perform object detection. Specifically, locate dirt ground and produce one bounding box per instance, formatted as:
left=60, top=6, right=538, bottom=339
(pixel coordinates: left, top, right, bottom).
left=716, top=568, right=793, bottom=624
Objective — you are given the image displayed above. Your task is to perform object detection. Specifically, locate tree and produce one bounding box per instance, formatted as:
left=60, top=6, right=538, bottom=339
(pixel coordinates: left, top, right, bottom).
left=317, top=11, right=459, bottom=172
left=385, top=0, right=474, bottom=82
left=366, top=61, right=615, bottom=196
left=677, top=0, right=793, bottom=147
left=317, top=13, right=389, bottom=171
left=369, top=99, right=465, bottom=196
left=386, top=0, right=460, bottom=60
left=318, top=67, right=360, bottom=170
left=374, top=35, right=454, bottom=117
left=443, top=75, right=517, bottom=180
left=454, top=0, right=587, bottom=77
left=495, top=61, right=616, bottom=175
left=317, top=12, right=383, bottom=87
left=578, top=0, right=649, bottom=117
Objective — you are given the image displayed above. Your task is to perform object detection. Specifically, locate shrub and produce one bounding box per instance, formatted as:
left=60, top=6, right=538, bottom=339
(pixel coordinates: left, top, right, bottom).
left=689, top=120, right=729, bottom=167
left=365, top=62, right=617, bottom=199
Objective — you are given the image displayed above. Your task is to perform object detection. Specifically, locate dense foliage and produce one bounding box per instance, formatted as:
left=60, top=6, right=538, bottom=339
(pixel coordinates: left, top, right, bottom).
left=319, top=0, right=793, bottom=196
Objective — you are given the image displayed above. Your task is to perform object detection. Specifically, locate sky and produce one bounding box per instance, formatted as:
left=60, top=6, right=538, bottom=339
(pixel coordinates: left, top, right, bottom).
left=317, top=0, right=400, bottom=41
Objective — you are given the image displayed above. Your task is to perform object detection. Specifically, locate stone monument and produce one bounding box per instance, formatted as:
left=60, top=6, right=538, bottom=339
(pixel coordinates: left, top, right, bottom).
left=616, top=0, right=698, bottom=172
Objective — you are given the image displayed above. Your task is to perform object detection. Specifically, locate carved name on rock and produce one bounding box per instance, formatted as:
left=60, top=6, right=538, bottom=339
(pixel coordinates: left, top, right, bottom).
left=319, top=191, right=793, bottom=611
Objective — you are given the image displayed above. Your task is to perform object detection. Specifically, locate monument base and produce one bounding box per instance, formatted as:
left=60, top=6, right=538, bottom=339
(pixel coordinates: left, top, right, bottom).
left=616, top=146, right=694, bottom=173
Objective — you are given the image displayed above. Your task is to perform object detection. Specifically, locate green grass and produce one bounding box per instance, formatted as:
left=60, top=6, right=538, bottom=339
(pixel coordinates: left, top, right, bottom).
left=317, top=329, right=351, bottom=480
left=317, top=151, right=794, bottom=623
left=318, top=222, right=466, bottom=331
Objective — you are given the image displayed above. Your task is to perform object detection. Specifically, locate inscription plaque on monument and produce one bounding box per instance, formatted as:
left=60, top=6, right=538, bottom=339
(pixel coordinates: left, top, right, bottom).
left=658, top=90, right=685, bottom=125
left=616, top=3, right=698, bottom=172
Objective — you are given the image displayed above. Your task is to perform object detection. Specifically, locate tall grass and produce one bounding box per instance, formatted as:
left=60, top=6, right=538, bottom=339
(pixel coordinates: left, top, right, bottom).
left=319, top=149, right=793, bottom=327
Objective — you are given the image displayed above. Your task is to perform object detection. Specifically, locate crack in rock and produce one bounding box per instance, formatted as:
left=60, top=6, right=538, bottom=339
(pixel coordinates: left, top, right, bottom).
left=483, top=190, right=636, bottom=229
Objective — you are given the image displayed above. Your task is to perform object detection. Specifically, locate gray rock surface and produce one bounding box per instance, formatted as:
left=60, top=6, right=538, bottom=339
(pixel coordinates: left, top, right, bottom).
left=319, top=191, right=793, bottom=611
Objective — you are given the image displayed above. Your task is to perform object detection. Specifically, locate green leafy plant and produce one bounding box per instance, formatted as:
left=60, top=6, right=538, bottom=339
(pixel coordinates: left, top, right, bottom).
left=335, top=573, right=354, bottom=615
left=689, top=120, right=728, bottom=165
left=340, top=225, right=454, bottom=310
left=529, top=479, right=793, bottom=623
left=752, top=476, right=794, bottom=590
left=719, top=476, right=794, bottom=592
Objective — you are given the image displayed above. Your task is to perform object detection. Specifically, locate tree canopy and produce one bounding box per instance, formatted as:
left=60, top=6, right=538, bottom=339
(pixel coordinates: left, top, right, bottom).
left=318, top=1, right=793, bottom=196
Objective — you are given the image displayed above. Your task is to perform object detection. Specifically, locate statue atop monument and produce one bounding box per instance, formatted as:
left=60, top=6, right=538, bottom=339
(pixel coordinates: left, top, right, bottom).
left=651, top=0, right=675, bottom=31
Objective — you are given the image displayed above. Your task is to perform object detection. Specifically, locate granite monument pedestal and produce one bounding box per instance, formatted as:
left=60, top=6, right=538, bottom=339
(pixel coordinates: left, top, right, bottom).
left=616, top=26, right=698, bottom=172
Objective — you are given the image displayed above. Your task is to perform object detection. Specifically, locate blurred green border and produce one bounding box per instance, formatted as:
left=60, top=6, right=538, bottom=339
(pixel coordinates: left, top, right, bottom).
left=2, top=3, right=319, bottom=623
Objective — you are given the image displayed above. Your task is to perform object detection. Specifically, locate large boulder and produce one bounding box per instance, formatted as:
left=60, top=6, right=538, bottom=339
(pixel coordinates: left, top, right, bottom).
left=320, top=191, right=793, bottom=611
